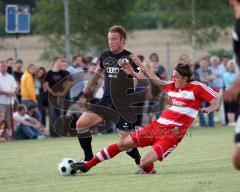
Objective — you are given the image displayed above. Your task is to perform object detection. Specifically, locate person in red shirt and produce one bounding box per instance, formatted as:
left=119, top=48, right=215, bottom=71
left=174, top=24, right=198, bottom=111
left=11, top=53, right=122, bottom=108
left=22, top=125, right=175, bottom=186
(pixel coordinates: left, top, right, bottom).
left=71, top=55, right=220, bottom=174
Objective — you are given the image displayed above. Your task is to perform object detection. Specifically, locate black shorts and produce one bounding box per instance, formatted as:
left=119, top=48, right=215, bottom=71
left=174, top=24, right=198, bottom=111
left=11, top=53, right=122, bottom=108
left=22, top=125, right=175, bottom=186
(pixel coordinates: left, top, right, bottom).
left=88, top=96, right=135, bottom=131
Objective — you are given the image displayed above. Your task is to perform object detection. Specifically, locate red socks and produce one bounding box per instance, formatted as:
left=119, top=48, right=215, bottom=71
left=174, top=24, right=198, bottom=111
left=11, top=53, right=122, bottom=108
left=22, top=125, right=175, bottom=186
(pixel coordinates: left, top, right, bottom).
left=142, top=162, right=154, bottom=173
left=85, top=143, right=121, bottom=169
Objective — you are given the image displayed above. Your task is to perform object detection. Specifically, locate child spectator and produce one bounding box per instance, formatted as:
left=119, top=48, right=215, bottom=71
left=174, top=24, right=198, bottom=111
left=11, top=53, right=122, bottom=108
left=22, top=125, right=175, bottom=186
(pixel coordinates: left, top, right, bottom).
left=0, top=111, right=11, bottom=141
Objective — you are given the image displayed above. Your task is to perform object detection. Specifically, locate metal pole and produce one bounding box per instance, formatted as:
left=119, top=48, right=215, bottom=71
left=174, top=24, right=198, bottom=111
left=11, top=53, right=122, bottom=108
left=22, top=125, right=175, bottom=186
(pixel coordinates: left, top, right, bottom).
left=166, top=42, right=171, bottom=78
left=63, top=0, right=71, bottom=65
left=191, top=0, right=196, bottom=62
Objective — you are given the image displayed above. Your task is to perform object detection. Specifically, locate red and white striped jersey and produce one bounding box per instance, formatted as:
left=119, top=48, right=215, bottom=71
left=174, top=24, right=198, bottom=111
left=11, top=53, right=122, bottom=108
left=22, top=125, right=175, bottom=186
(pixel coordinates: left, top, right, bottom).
left=157, top=81, right=218, bottom=129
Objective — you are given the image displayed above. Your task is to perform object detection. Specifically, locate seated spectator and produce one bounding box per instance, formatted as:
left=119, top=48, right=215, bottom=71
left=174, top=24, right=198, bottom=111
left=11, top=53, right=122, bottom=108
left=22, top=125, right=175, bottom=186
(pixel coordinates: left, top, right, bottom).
left=13, top=105, right=45, bottom=140
left=0, top=111, right=11, bottom=141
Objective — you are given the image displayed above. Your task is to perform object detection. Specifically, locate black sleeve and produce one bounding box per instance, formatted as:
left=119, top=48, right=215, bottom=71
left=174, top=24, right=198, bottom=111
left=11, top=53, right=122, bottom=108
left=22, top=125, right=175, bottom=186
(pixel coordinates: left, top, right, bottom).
left=233, top=19, right=240, bottom=68
left=130, top=61, right=142, bottom=73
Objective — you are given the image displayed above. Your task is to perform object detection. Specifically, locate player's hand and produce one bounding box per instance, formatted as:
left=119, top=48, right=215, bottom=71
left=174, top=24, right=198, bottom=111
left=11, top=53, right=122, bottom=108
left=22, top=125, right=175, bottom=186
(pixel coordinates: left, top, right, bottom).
left=83, top=86, right=94, bottom=98
left=121, top=63, right=135, bottom=76
left=200, top=108, right=210, bottom=113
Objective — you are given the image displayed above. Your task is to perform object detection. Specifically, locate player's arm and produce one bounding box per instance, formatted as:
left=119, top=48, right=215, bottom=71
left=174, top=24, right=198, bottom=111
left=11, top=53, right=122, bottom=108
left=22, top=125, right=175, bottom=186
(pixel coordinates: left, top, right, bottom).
left=43, top=82, right=58, bottom=96
left=129, top=54, right=167, bottom=89
left=83, top=65, right=104, bottom=95
left=200, top=98, right=220, bottom=113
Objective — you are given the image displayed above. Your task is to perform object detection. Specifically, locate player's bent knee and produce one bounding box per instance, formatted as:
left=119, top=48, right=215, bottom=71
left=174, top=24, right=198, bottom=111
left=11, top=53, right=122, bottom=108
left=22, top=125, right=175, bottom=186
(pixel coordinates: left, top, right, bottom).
left=118, top=137, right=133, bottom=151
left=76, top=119, right=89, bottom=131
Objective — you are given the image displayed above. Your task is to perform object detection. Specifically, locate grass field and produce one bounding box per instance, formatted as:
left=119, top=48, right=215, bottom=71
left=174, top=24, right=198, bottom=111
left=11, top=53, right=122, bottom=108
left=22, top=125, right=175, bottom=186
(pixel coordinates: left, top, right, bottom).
left=0, top=126, right=239, bottom=192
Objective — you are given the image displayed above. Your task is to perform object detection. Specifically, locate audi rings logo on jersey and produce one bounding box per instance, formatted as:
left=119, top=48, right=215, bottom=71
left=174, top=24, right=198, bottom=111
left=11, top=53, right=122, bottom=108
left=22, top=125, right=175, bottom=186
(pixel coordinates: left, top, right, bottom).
left=106, top=67, right=120, bottom=74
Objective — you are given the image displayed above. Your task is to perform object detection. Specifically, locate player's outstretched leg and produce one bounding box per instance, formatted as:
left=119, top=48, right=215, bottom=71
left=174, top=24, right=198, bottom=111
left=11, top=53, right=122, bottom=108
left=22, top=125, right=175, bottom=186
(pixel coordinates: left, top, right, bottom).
left=71, top=135, right=155, bottom=174
left=76, top=112, right=103, bottom=161
left=119, top=130, right=141, bottom=166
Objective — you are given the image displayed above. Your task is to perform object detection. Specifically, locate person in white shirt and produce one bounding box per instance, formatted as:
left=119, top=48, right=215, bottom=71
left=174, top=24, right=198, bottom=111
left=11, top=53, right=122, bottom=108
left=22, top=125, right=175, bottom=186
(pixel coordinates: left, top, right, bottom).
left=13, top=105, right=45, bottom=140
left=0, top=60, right=17, bottom=129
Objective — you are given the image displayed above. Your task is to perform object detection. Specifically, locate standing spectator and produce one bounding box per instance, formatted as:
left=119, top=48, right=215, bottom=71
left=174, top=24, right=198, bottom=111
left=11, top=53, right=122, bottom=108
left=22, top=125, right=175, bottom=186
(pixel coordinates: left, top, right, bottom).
left=223, top=60, right=238, bottom=126
left=209, top=56, right=226, bottom=125
left=0, top=60, right=17, bottom=131
left=84, top=59, right=104, bottom=102
left=196, top=58, right=215, bottom=127
left=82, top=56, right=91, bottom=72
left=6, top=58, right=15, bottom=74
left=13, top=59, right=23, bottom=103
left=44, top=56, right=71, bottom=137
left=220, top=55, right=230, bottom=70
left=149, top=52, right=167, bottom=80
left=21, top=64, right=41, bottom=122
left=67, top=55, right=85, bottom=101
left=35, top=67, right=47, bottom=126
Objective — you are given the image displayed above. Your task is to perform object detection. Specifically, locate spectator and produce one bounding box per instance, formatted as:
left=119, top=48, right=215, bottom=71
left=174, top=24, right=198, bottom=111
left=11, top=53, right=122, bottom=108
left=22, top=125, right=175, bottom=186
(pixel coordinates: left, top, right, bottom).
left=67, top=55, right=85, bottom=101
left=13, top=59, right=23, bottom=103
left=84, top=59, right=104, bottom=102
left=149, top=52, right=167, bottom=80
left=223, top=60, right=238, bottom=126
left=220, top=55, right=230, bottom=70
left=0, top=111, right=11, bottom=141
left=209, top=56, right=226, bottom=125
left=44, top=56, right=71, bottom=137
left=196, top=58, right=215, bottom=127
left=6, top=58, right=14, bottom=74
left=35, top=67, right=47, bottom=126
left=82, top=56, right=91, bottom=72
left=21, top=64, right=41, bottom=122
left=0, top=60, right=17, bottom=130
left=13, top=105, right=45, bottom=140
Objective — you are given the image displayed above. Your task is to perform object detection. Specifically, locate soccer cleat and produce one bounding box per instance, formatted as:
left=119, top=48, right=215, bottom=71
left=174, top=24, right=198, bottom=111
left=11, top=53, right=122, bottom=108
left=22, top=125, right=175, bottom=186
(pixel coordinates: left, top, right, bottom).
left=135, top=167, right=157, bottom=174
left=70, top=162, right=89, bottom=173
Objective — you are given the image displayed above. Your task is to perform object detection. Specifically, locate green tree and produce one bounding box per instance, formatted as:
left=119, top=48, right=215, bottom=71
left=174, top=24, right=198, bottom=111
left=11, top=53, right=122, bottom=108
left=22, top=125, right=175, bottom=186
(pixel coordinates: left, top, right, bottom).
left=130, top=0, right=234, bottom=48
left=34, top=0, right=135, bottom=60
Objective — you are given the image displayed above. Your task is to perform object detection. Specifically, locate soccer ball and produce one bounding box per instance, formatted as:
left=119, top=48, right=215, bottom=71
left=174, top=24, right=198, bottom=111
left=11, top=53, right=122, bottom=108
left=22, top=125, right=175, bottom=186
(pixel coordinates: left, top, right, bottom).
left=58, top=158, right=77, bottom=176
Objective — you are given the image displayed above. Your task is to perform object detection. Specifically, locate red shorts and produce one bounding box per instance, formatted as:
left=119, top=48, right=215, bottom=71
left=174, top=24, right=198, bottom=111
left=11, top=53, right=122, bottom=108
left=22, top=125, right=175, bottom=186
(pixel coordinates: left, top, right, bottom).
left=131, top=120, right=187, bottom=160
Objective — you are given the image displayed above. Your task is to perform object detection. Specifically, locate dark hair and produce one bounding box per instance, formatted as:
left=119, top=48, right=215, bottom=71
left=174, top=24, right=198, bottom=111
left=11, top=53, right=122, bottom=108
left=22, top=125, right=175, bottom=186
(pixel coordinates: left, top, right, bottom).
left=175, top=55, right=193, bottom=82
left=53, top=56, right=64, bottom=63
left=108, top=25, right=127, bottom=40
left=36, top=67, right=47, bottom=81
left=149, top=52, right=159, bottom=62
left=17, top=105, right=26, bottom=112
left=138, top=55, right=145, bottom=62
left=72, top=55, right=81, bottom=62
left=27, top=64, right=35, bottom=72
left=6, top=58, right=13, bottom=62
left=16, top=59, right=23, bottom=64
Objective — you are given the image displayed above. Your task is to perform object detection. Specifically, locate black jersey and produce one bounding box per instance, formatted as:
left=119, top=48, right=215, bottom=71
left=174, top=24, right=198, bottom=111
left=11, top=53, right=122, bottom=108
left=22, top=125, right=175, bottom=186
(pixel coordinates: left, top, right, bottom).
left=99, top=49, right=141, bottom=97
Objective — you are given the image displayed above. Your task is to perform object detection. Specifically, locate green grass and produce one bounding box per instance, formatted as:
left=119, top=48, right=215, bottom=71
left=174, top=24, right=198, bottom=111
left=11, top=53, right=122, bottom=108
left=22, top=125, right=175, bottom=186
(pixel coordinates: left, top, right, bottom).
left=0, top=126, right=240, bottom=192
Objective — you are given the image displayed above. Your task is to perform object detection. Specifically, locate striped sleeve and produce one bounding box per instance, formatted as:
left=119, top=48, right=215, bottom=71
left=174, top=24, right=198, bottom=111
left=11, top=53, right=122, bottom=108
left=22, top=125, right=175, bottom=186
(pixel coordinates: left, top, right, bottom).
left=192, top=81, right=218, bottom=103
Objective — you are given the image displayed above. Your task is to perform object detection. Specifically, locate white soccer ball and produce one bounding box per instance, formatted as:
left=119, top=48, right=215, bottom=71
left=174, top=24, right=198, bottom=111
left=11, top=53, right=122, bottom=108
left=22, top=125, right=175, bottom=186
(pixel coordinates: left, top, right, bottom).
left=58, top=157, right=77, bottom=176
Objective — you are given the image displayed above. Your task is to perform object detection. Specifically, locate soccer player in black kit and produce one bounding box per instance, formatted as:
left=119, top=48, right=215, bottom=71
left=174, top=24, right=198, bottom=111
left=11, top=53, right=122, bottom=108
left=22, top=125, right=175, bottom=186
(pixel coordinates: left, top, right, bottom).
left=224, top=0, right=240, bottom=170
left=73, top=25, right=146, bottom=172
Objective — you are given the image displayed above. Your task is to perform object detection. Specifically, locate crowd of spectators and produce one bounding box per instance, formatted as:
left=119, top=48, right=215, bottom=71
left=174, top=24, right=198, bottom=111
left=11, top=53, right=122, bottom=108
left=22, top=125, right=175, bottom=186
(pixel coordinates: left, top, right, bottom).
left=0, top=53, right=238, bottom=141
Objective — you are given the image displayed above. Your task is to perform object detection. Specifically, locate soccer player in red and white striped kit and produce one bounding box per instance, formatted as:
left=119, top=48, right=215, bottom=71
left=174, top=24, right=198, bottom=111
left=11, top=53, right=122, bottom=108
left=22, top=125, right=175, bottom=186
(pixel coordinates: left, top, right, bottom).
left=71, top=55, right=220, bottom=174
